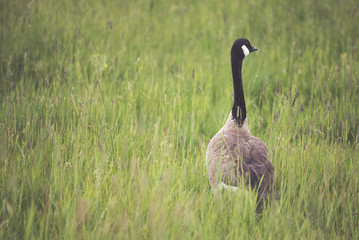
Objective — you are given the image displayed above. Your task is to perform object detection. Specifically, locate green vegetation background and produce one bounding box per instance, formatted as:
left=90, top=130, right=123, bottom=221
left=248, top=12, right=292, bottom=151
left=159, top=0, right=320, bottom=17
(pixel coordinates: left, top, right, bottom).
left=1, top=0, right=358, bottom=238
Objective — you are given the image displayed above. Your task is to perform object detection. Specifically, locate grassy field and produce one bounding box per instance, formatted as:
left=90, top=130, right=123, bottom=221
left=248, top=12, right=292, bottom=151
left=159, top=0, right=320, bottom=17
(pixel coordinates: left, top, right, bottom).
left=1, top=0, right=359, bottom=238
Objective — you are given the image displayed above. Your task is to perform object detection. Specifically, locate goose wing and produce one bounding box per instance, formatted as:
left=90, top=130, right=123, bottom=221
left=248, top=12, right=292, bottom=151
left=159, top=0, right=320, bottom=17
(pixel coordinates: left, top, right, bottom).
left=207, top=133, right=274, bottom=196
left=245, top=137, right=274, bottom=196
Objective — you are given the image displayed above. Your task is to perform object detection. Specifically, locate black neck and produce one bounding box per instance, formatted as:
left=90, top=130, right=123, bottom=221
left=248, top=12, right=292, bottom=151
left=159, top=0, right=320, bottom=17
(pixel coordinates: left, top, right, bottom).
left=231, top=58, right=246, bottom=126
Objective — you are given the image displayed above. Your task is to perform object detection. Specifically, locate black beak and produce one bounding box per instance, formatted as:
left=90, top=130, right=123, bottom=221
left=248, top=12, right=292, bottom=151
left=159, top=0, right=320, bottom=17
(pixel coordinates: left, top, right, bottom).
left=250, top=46, right=258, bottom=52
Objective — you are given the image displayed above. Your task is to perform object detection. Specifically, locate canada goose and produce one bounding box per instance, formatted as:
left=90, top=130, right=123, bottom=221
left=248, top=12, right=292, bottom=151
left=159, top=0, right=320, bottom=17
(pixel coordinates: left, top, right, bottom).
left=206, top=38, right=274, bottom=200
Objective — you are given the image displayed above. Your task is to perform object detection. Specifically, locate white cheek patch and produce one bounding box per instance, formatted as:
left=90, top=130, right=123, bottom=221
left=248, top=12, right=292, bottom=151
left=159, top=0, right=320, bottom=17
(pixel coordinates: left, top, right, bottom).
left=242, top=45, right=250, bottom=57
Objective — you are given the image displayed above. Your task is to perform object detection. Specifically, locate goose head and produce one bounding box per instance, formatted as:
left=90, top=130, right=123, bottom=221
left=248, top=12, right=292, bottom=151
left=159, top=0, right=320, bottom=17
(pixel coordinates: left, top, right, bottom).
left=231, top=38, right=258, bottom=60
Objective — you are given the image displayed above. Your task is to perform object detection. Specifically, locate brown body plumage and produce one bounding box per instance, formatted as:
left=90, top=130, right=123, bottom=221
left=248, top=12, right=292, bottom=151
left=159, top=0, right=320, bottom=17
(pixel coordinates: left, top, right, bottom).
left=206, top=114, right=274, bottom=199
left=206, top=39, right=274, bottom=200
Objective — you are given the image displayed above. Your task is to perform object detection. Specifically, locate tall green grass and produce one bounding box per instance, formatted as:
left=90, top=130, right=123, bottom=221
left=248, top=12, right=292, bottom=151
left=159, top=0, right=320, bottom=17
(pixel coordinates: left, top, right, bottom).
left=1, top=0, right=358, bottom=238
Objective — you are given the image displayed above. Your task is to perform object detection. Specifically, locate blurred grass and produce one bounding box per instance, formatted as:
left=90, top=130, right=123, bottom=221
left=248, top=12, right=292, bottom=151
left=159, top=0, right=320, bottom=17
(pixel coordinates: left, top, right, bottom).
left=1, top=0, right=358, bottom=239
